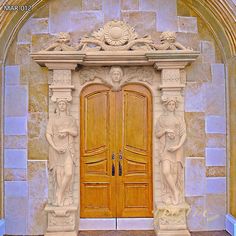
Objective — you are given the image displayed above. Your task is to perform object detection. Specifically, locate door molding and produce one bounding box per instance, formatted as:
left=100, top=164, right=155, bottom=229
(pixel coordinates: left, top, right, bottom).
left=31, top=20, right=199, bottom=235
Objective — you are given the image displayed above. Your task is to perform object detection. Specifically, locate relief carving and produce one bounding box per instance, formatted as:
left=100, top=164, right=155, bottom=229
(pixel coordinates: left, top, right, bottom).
left=46, top=99, right=78, bottom=207
left=155, top=95, right=186, bottom=205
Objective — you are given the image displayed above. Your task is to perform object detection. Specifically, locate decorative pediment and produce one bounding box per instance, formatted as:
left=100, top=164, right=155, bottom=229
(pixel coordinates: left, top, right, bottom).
left=43, top=20, right=191, bottom=52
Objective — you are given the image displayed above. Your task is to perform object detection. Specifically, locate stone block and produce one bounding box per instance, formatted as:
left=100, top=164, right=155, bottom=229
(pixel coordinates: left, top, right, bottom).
left=201, top=41, right=216, bottom=64
left=206, top=166, right=226, bottom=177
left=5, top=181, right=28, bottom=197
left=206, top=177, right=226, bottom=194
left=16, top=44, right=31, bottom=66
left=5, top=65, right=20, bottom=85
left=121, top=11, right=156, bottom=36
left=186, top=62, right=211, bottom=82
left=5, top=117, right=27, bottom=135
left=211, top=64, right=225, bottom=85
left=4, top=168, right=27, bottom=181
left=31, top=18, right=49, bottom=34
left=121, top=0, right=139, bottom=10
left=28, top=112, right=47, bottom=139
left=5, top=196, right=28, bottom=235
left=206, top=194, right=226, bottom=230
left=185, top=112, right=205, bottom=157
left=176, top=32, right=200, bottom=51
left=82, top=0, right=102, bottom=10
left=28, top=137, right=49, bottom=160
left=205, top=83, right=226, bottom=116
left=185, top=82, right=205, bottom=112
left=205, top=116, right=226, bottom=134
left=28, top=161, right=48, bottom=199
left=4, top=149, right=27, bottom=169
left=178, top=16, right=198, bottom=33
left=206, top=148, right=226, bottom=166
left=156, top=0, right=177, bottom=31
left=186, top=196, right=207, bottom=231
left=49, top=0, right=82, bottom=33
left=103, top=0, right=120, bottom=22
left=185, top=157, right=205, bottom=197
left=17, top=18, right=33, bottom=44
left=5, top=86, right=28, bottom=116
left=206, top=134, right=226, bottom=148
left=4, top=135, right=28, bottom=149
left=140, top=0, right=158, bottom=11
left=5, top=39, right=17, bottom=65
left=29, top=84, right=48, bottom=112
left=33, top=4, right=49, bottom=18
left=27, top=198, right=47, bottom=235
left=0, top=219, right=5, bottom=236
left=31, top=34, right=53, bottom=52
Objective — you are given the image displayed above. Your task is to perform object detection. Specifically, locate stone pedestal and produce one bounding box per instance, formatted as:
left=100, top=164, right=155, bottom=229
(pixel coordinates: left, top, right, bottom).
left=154, top=203, right=190, bottom=236
left=44, top=204, right=78, bottom=236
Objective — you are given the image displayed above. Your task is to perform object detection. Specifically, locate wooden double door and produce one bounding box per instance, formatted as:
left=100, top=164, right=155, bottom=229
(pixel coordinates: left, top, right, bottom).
left=80, top=84, right=153, bottom=218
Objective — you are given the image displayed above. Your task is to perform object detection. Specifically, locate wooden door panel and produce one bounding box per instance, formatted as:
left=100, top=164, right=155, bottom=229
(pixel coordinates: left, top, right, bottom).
left=80, top=84, right=116, bottom=217
left=117, top=84, right=153, bottom=217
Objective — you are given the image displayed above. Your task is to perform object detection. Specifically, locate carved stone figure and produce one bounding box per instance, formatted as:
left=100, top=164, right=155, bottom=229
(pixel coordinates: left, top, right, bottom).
left=155, top=95, right=186, bottom=205
left=44, top=32, right=75, bottom=51
left=109, top=66, right=124, bottom=91
left=153, top=32, right=188, bottom=50
left=46, top=99, right=78, bottom=206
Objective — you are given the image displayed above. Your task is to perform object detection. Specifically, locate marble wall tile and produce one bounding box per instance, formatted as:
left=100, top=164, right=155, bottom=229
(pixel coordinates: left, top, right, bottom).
left=4, top=168, right=27, bottom=181
left=31, top=18, right=49, bottom=34
left=185, top=82, right=205, bottom=112
left=32, top=4, right=49, bottom=18
left=206, top=148, right=226, bottom=166
left=4, top=149, right=27, bottom=169
left=82, top=0, right=102, bottom=10
left=4, top=135, right=27, bottom=149
left=140, top=0, right=158, bottom=11
left=121, top=11, right=156, bottom=36
left=5, top=181, right=28, bottom=197
left=5, top=65, right=20, bottom=85
left=186, top=196, right=207, bottom=231
left=201, top=41, right=216, bottom=64
left=211, top=64, right=225, bottom=85
left=206, top=166, right=226, bottom=177
left=31, top=34, right=53, bottom=52
left=5, top=86, right=28, bottom=116
left=185, top=157, right=205, bottom=197
left=186, top=62, right=211, bottom=82
left=28, top=112, right=47, bottom=139
left=176, top=32, right=200, bottom=51
left=16, top=44, right=31, bottom=66
left=205, top=83, right=226, bottom=116
left=103, top=0, right=120, bottom=22
left=4, top=117, right=27, bottom=135
left=206, top=194, right=226, bottom=230
left=156, top=0, right=177, bottom=31
left=5, top=39, right=17, bottom=65
left=49, top=0, right=82, bottom=33
left=121, top=0, right=139, bottom=10
left=206, top=177, right=226, bottom=194
left=17, top=19, right=33, bottom=44
left=205, top=116, right=226, bottom=134
left=206, top=134, right=226, bottom=148
left=178, top=16, right=198, bottom=33
left=5, top=197, right=28, bottom=235
left=27, top=197, right=47, bottom=235
left=28, top=138, right=48, bottom=160
left=185, top=112, right=205, bottom=157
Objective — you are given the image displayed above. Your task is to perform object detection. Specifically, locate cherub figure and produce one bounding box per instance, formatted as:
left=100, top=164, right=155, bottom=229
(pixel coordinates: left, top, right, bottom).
left=44, top=32, right=75, bottom=51
left=153, top=32, right=189, bottom=50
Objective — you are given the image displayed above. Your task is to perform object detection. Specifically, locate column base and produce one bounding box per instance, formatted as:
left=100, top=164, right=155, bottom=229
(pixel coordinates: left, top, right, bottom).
left=226, top=214, right=236, bottom=236
left=157, top=229, right=190, bottom=236
left=45, top=231, right=77, bottom=236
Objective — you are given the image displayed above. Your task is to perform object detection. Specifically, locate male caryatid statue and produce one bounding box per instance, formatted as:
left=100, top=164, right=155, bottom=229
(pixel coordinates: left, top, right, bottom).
left=155, top=96, right=186, bottom=205
left=46, top=99, right=78, bottom=207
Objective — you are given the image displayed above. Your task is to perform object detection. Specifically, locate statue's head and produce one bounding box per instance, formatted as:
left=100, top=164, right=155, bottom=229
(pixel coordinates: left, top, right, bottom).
left=160, top=32, right=176, bottom=44
left=56, top=32, right=71, bottom=43
left=56, top=98, right=69, bottom=114
left=109, top=66, right=123, bottom=83
left=161, top=95, right=179, bottom=111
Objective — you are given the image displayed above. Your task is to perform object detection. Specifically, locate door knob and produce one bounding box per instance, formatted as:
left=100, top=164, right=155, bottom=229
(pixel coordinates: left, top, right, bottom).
left=112, top=153, right=115, bottom=176
left=119, top=151, right=122, bottom=176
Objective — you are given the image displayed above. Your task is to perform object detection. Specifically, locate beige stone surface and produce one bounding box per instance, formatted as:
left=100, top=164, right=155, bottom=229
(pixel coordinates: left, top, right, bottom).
left=16, top=44, right=31, bottom=66
left=121, top=11, right=156, bottom=35
left=176, top=32, right=200, bottom=51
left=28, top=137, right=49, bottom=160
left=103, top=0, right=121, bottom=22
left=4, top=168, right=27, bottom=181
left=31, top=18, right=49, bottom=34
left=206, top=166, right=226, bottom=177
left=201, top=41, right=216, bottom=64
left=206, top=134, right=226, bottom=148
left=178, top=16, right=198, bottom=33
left=140, top=0, right=158, bottom=11
left=185, top=112, right=205, bottom=157
left=82, top=0, right=102, bottom=10
left=186, top=62, right=211, bottom=82
left=4, top=135, right=27, bottom=149
left=32, top=4, right=49, bottom=18
left=5, top=38, right=17, bottom=65
left=186, top=196, right=206, bottom=231
left=121, top=0, right=139, bottom=10
left=31, top=34, right=54, bottom=52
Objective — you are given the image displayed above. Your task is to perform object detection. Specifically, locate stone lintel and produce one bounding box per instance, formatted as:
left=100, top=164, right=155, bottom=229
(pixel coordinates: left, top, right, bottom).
left=45, top=231, right=77, bottom=236
left=157, top=229, right=191, bottom=236
left=45, top=63, right=78, bottom=70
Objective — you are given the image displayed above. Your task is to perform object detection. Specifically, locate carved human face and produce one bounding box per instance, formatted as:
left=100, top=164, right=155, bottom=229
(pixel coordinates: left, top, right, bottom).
left=111, top=70, right=122, bottom=83
left=57, top=100, right=67, bottom=112
left=166, top=101, right=176, bottom=112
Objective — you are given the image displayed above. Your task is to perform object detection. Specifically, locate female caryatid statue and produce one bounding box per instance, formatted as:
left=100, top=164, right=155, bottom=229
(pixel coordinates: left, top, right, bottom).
left=155, top=96, right=186, bottom=205
left=46, top=99, right=78, bottom=207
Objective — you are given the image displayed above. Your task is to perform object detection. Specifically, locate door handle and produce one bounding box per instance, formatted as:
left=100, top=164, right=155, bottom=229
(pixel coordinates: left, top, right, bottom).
left=112, top=153, right=115, bottom=176
left=119, top=151, right=122, bottom=176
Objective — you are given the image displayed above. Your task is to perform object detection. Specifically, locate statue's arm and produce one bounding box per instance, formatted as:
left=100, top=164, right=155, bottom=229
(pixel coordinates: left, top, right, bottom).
left=46, top=133, right=58, bottom=151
